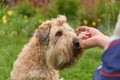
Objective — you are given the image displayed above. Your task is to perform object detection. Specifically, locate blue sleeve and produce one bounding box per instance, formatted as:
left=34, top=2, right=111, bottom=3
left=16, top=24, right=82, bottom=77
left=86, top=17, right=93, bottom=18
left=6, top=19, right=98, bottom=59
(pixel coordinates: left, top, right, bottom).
left=93, top=39, right=120, bottom=80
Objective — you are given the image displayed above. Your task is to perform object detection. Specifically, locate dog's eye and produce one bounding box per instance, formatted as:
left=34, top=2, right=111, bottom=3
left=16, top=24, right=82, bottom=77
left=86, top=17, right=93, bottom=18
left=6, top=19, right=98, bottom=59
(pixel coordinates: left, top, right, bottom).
left=55, top=31, right=62, bottom=37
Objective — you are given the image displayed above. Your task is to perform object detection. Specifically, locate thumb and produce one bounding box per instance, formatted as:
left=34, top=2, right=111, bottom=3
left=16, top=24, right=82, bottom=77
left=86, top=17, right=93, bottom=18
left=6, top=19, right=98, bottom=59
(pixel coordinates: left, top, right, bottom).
left=78, top=36, right=86, bottom=49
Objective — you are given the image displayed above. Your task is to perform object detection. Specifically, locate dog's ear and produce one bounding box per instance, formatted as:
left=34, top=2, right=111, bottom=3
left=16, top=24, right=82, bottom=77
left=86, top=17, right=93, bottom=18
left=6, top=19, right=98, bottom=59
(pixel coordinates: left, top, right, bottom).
left=57, top=15, right=67, bottom=25
left=35, top=23, right=51, bottom=45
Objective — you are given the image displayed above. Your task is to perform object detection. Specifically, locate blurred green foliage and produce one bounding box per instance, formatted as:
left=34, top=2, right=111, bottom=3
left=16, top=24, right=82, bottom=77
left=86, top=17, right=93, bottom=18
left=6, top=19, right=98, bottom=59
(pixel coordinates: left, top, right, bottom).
left=13, top=2, right=36, bottom=17
left=0, top=1, right=5, bottom=10
left=56, top=0, right=80, bottom=18
left=48, top=0, right=120, bottom=34
left=0, top=6, right=46, bottom=38
left=96, top=0, right=120, bottom=35
left=45, top=0, right=80, bottom=19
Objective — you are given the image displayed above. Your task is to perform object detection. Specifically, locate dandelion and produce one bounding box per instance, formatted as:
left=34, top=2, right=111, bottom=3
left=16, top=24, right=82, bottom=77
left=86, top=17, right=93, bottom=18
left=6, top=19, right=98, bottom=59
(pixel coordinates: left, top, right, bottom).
left=38, top=19, right=43, bottom=24
left=7, top=10, right=13, bottom=16
left=24, top=15, right=28, bottom=20
left=92, top=21, right=96, bottom=27
left=97, top=18, right=101, bottom=23
left=2, top=15, right=7, bottom=24
left=83, top=19, right=88, bottom=25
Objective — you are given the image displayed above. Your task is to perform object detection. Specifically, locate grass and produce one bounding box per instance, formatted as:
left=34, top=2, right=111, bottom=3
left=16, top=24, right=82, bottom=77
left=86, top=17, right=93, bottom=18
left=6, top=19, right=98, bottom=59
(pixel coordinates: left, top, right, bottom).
left=0, top=35, right=28, bottom=80
left=0, top=6, right=103, bottom=80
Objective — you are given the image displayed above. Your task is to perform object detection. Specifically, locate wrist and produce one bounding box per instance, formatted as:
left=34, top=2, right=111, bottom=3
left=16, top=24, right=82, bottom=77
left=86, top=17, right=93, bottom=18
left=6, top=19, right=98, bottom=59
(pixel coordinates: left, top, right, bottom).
left=97, top=35, right=110, bottom=49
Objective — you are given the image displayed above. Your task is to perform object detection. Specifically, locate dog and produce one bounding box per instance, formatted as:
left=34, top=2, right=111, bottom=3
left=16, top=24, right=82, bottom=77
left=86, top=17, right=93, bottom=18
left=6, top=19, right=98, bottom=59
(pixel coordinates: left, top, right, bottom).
left=11, top=15, right=84, bottom=80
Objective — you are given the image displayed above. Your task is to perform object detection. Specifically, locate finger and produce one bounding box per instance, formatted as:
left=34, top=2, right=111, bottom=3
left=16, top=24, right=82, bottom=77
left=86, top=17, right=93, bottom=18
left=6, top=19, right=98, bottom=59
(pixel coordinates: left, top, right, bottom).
left=77, top=31, right=90, bottom=38
left=77, top=34, right=89, bottom=41
left=76, top=28, right=90, bottom=36
left=76, top=26, right=90, bottom=32
left=78, top=37, right=86, bottom=49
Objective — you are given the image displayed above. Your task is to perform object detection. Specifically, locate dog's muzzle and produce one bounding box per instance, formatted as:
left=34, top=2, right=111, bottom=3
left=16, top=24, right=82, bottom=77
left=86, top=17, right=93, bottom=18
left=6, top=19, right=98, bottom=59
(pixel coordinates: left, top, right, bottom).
left=72, top=39, right=80, bottom=49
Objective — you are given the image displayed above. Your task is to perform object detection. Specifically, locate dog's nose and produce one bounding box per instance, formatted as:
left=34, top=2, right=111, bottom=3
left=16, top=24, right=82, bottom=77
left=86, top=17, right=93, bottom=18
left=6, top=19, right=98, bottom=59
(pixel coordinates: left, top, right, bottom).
left=73, top=39, right=80, bottom=48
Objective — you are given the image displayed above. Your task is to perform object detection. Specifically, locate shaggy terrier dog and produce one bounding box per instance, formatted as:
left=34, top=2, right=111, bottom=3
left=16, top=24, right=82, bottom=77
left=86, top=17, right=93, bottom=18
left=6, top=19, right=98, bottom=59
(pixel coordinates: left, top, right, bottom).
left=11, top=15, right=83, bottom=80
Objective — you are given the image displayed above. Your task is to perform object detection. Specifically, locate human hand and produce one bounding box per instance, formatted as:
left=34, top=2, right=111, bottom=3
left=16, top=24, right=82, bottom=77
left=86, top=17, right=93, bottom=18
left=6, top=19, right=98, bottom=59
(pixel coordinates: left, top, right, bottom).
left=76, top=26, right=110, bottom=49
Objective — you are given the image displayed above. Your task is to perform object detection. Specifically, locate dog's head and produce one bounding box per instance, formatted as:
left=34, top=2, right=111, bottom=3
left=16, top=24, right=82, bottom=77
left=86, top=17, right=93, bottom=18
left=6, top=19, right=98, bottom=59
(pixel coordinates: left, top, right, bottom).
left=34, top=15, right=83, bottom=70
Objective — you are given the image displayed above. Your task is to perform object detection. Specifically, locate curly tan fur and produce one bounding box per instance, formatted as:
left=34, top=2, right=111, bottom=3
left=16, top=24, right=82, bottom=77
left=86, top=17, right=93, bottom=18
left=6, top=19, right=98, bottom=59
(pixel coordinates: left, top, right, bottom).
left=11, top=15, right=83, bottom=80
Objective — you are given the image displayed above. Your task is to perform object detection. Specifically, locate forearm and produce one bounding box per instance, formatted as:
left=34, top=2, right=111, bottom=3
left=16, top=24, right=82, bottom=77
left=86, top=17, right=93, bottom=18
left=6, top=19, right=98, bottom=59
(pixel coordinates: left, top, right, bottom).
left=97, top=35, right=110, bottom=49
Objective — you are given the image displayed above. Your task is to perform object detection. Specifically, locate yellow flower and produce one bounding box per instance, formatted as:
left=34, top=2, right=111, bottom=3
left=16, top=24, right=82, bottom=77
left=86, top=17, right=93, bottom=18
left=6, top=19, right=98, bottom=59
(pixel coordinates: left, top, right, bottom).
left=38, top=19, right=43, bottom=24
left=7, top=10, right=13, bottom=16
left=2, top=15, right=7, bottom=24
left=97, top=18, right=101, bottom=23
left=24, top=15, right=28, bottom=20
left=92, top=21, right=96, bottom=27
left=83, top=20, right=88, bottom=25
left=2, top=15, right=6, bottom=20
left=3, top=19, right=7, bottom=24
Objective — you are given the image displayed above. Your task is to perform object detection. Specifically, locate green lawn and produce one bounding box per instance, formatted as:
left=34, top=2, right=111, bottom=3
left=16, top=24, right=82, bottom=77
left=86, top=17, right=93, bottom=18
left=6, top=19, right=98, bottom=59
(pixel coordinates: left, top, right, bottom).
left=0, top=35, right=28, bottom=80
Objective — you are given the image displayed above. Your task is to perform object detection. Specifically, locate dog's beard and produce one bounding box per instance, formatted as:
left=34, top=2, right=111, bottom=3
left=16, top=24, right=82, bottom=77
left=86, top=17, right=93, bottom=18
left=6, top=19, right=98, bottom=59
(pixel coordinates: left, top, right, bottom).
left=46, top=42, right=82, bottom=70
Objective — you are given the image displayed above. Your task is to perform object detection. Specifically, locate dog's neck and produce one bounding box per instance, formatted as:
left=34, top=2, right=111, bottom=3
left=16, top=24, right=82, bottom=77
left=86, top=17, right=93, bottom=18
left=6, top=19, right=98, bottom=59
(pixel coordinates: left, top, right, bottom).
left=15, top=36, right=58, bottom=79
left=19, top=36, right=49, bottom=69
